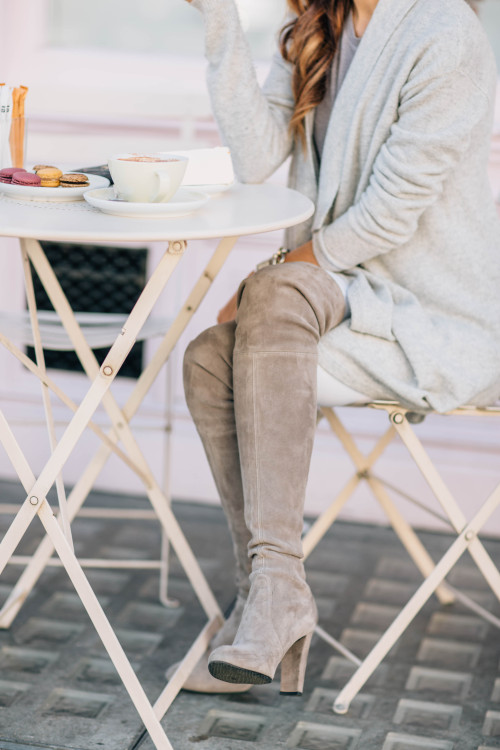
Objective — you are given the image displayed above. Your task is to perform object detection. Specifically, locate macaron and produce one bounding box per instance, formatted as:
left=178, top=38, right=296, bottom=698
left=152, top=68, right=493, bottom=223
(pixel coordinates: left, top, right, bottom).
left=60, top=173, right=90, bottom=188
left=37, top=167, right=63, bottom=187
left=0, top=167, right=27, bottom=184
left=33, top=164, right=58, bottom=172
left=12, top=172, right=42, bottom=187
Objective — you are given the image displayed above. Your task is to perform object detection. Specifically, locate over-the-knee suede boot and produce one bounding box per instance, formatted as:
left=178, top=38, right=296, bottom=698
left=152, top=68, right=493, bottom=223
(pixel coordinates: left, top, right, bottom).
left=208, top=263, right=345, bottom=694
left=167, top=322, right=252, bottom=693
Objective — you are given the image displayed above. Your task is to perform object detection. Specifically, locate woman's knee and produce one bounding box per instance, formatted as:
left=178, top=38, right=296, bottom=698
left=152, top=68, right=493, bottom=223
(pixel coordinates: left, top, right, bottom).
left=236, top=264, right=345, bottom=347
left=237, top=266, right=293, bottom=319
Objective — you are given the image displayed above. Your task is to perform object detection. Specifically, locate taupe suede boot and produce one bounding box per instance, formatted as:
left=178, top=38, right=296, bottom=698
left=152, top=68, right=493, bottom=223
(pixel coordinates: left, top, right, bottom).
left=166, top=322, right=252, bottom=693
left=208, top=263, right=345, bottom=694
left=165, top=595, right=251, bottom=692
left=183, top=322, right=252, bottom=598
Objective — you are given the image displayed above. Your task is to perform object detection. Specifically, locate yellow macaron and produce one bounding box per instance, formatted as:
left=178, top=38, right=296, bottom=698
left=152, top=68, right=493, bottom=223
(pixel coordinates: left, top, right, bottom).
left=36, top=167, right=63, bottom=187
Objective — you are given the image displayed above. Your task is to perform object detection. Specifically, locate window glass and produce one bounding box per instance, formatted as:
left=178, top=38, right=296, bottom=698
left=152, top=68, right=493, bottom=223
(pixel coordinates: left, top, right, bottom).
left=47, top=0, right=288, bottom=60
left=46, top=0, right=500, bottom=69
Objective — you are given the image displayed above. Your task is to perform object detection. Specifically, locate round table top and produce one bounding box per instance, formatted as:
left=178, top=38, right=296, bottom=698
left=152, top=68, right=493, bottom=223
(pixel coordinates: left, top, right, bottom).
left=0, top=183, right=314, bottom=243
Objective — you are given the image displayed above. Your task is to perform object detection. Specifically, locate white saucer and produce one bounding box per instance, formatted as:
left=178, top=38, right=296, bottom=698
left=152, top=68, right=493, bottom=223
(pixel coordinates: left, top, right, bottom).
left=182, top=182, right=234, bottom=196
left=84, top=187, right=210, bottom=218
left=0, top=173, right=109, bottom=202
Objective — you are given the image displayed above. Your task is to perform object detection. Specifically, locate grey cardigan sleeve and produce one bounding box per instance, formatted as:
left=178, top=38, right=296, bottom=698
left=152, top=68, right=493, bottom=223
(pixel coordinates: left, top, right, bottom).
left=190, top=0, right=295, bottom=182
left=313, top=61, right=493, bottom=271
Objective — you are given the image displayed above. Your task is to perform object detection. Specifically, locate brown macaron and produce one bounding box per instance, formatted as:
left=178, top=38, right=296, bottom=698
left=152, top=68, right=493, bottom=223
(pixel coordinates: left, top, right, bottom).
left=37, top=167, right=63, bottom=188
left=33, top=164, right=58, bottom=173
left=60, top=173, right=90, bottom=188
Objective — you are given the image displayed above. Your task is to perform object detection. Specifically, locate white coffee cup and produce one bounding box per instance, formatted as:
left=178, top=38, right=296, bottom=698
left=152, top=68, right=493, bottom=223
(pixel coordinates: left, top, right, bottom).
left=108, top=153, right=188, bottom=203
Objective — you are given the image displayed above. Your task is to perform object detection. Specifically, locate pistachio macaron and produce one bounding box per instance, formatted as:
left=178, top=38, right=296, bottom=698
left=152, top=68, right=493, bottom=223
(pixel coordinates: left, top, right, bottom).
left=36, top=167, right=63, bottom=187
left=59, top=173, right=90, bottom=188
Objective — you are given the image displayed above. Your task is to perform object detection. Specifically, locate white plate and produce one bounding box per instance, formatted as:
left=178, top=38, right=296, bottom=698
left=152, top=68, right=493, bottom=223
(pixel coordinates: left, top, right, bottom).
left=0, top=173, right=110, bottom=202
left=182, top=182, right=234, bottom=196
left=84, top=187, right=210, bottom=218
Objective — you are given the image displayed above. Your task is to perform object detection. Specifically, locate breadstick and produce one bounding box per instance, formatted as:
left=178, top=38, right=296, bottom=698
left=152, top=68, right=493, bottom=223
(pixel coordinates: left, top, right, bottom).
left=10, top=85, right=28, bottom=168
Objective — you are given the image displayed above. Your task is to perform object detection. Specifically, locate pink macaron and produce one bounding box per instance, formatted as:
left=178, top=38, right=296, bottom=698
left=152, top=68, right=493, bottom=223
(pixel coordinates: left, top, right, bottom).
left=11, top=171, right=41, bottom=187
left=0, top=167, right=27, bottom=184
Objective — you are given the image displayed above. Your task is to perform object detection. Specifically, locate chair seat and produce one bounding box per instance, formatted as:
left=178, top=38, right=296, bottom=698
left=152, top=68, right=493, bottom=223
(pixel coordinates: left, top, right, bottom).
left=0, top=310, right=172, bottom=350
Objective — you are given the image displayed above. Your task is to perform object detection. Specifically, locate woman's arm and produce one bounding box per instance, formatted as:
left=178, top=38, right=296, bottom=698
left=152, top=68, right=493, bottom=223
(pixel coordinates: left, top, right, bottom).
left=187, top=0, right=295, bottom=183
left=313, top=60, right=494, bottom=272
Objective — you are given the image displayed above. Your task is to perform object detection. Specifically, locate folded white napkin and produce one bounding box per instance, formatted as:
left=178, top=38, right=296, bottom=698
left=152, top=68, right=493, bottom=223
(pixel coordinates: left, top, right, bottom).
left=172, top=147, right=234, bottom=186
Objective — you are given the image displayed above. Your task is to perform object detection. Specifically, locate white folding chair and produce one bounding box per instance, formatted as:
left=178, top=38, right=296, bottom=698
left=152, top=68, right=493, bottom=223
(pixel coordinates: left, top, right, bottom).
left=302, top=398, right=500, bottom=714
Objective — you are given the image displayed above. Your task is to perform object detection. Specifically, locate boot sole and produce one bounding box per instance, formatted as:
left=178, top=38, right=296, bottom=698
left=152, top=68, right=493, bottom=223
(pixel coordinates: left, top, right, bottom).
left=209, top=660, right=272, bottom=685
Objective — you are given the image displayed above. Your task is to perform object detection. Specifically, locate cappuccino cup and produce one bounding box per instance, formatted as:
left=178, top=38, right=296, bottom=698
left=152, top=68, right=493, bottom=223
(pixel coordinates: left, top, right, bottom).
left=108, top=153, right=188, bottom=203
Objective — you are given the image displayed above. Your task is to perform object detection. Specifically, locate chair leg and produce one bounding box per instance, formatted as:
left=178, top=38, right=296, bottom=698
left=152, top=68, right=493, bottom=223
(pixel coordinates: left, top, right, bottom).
left=333, top=480, right=500, bottom=714
left=317, top=407, right=453, bottom=604
left=390, top=411, right=500, bottom=601
left=367, top=476, right=455, bottom=605
left=302, top=474, right=361, bottom=559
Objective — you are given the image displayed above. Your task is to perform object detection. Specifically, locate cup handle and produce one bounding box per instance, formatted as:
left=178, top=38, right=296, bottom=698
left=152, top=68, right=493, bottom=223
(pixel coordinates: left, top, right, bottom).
left=153, top=171, right=171, bottom=203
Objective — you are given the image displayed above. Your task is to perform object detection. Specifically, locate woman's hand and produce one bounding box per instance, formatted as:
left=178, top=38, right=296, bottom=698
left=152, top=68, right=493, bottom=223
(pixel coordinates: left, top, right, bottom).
left=217, top=289, right=239, bottom=324
left=217, top=270, right=255, bottom=324
left=283, top=240, right=319, bottom=266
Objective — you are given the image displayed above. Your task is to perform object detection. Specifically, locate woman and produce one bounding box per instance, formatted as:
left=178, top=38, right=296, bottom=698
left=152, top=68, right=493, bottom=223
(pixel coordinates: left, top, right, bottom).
left=173, top=0, right=500, bottom=694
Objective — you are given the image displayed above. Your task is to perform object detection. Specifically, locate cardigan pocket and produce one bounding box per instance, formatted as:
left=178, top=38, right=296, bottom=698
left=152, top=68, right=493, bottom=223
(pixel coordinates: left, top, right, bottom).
left=347, top=272, right=396, bottom=341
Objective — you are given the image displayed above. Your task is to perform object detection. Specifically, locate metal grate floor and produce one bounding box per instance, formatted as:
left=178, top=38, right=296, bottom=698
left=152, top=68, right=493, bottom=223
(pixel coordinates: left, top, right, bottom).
left=0, top=481, right=499, bottom=750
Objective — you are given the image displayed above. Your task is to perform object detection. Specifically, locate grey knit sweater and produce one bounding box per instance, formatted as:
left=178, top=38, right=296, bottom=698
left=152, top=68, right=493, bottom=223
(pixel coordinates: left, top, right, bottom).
left=191, top=0, right=500, bottom=412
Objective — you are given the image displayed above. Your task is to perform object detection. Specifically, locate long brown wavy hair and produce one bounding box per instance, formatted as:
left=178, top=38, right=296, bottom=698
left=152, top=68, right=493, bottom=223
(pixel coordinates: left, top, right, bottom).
left=280, top=0, right=353, bottom=147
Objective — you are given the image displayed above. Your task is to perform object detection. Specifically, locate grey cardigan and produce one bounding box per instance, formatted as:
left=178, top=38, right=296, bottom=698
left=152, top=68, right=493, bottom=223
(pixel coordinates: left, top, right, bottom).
left=191, top=0, right=500, bottom=412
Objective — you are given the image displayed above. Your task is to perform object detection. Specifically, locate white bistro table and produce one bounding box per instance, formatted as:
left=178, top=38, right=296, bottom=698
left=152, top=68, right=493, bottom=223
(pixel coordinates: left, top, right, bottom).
left=0, top=183, right=314, bottom=750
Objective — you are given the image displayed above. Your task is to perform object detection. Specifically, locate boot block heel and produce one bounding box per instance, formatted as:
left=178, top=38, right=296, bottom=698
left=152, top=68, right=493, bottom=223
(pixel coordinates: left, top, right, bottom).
left=280, top=632, right=313, bottom=695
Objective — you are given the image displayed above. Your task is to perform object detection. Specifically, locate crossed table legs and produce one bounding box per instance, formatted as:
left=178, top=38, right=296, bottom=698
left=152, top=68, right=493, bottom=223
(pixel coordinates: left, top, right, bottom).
left=0, top=235, right=239, bottom=749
